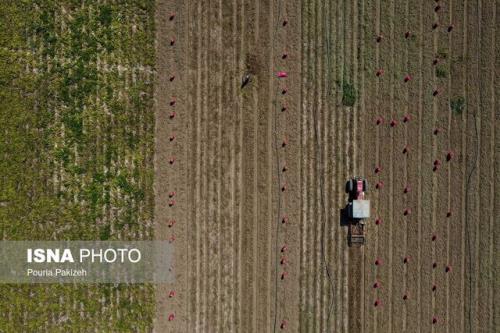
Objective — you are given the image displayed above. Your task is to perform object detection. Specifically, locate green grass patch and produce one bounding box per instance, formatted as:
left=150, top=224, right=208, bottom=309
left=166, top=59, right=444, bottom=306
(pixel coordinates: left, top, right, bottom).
left=342, top=81, right=357, bottom=107
left=436, top=65, right=448, bottom=78
left=0, top=1, right=155, bottom=331
left=450, top=96, right=466, bottom=115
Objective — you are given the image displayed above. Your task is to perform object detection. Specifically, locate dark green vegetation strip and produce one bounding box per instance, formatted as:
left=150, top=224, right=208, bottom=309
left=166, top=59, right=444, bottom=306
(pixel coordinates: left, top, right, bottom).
left=0, top=1, right=155, bottom=331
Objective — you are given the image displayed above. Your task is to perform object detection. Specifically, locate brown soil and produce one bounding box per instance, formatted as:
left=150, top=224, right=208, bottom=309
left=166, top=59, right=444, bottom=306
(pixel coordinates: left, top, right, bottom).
left=154, top=0, right=498, bottom=332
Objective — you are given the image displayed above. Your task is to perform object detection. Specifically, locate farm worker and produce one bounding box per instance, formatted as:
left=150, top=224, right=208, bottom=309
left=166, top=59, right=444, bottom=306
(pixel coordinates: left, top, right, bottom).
left=241, top=74, right=251, bottom=88
left=277, top=71, right=288, bottom=78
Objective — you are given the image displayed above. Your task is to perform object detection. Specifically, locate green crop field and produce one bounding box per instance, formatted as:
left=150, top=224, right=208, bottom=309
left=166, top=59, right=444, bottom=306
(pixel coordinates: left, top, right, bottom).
left=0, top=1, right=155, bottom=331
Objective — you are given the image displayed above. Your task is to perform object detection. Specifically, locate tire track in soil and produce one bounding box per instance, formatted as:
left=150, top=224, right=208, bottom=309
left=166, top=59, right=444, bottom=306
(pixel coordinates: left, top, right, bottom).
left=186, top=1, right=201, bottom=331
left=217, top=0, right=234, bottom=331
left=327, top=0, right=342, bottom=331
left=361, top=0, right=378, bottom=332
left=317, top=1, right=329, bottom=331
left=326, top=2, right=338, bottom=329
left=477, top=1, right=496, bottom=332
left=332, top=0, right=343, bottom=330
left=239, top=0, right=258, bottom=331
left=253, top=1, right=273, bottom=331
left=208, top=1, right=223, bottom=330
left=325, top=0, right=338, bottom=328
left=298, top=0, right=310, bottom=330
left=357, top=0, right=367, bottom=330
left=338, top=0, right=349, bottom=331
left=316, top=1, right=336, bottom=331
left=201, top=1, right=210, bottom=329
left=233, top=1, right=244, bottom=330
left=194, top=1, right=213, bottom=330
left=300, top=1, right=312, bottom=331
left=347, top=0, right=364, bottom=330
left=448, top=0, right=466, bottom=331
left=342, top=1, right=352, bottom=332
left=219, top=1, right=237, bottom=331
left=464, top=0, right=480, bottom=331
left=311, top=2, right=321, bottom=331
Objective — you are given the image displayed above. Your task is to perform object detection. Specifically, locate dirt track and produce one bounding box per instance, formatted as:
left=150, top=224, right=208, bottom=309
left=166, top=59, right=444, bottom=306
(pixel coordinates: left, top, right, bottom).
left=154, top=0, right=498, bottom=332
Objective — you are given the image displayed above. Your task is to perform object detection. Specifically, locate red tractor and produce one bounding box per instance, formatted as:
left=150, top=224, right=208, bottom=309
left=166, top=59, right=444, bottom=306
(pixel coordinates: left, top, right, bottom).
left=345, top=177, right=370, bottom=246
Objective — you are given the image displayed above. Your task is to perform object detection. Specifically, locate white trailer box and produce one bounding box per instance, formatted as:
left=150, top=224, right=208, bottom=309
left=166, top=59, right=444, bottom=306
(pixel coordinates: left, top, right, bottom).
left=350, top=200, right=370, bottom=219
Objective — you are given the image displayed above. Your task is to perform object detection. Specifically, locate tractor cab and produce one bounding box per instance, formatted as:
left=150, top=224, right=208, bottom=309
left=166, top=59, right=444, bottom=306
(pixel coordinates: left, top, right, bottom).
left=345, top=177, right=370, bottom=246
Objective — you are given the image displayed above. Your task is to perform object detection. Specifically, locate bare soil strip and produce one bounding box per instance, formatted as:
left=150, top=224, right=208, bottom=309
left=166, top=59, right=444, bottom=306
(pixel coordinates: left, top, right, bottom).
left=464, top=1, right=480, bottom=331
left=391, top=1, right=408, bottom=332
left=404, top=3, right=423, bottom=332
left=448, top=0, right=467, bottom=332
left=477, top=1, right=496, bottom=332
left=374, top=1, right=394, bottom=331
left=154, top=0, right=190, bottom=331
left=435, top=2, right=451, bottom=332
left=361, top=1, right=378, bottom=332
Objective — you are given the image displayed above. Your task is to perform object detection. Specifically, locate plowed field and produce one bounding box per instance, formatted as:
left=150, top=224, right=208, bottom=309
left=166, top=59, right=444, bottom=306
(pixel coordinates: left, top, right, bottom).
left=155, top=1, right=498, bottom=332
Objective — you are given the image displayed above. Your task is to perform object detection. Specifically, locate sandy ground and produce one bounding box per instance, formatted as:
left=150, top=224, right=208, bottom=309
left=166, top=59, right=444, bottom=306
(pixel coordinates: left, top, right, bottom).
left=154, top=0, right=498, bottom=332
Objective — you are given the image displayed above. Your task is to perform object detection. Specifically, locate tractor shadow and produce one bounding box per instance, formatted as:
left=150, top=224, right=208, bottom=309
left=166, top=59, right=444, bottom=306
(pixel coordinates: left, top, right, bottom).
left=339, top=207, right=350, bottom=227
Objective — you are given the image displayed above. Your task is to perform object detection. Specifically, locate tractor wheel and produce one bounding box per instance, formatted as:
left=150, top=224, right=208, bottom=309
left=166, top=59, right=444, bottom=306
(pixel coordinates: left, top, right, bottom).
left=346, top=179, right=354, bottom=193
left=363, top=179, right=368, bottom=192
